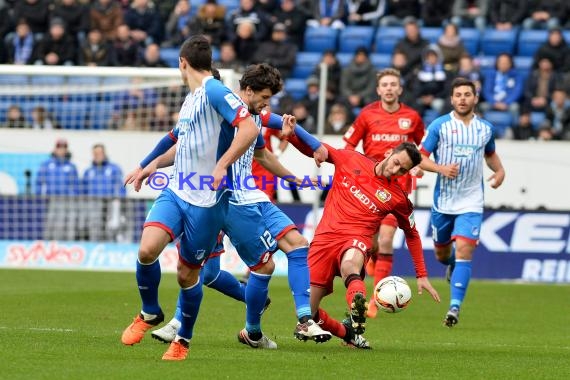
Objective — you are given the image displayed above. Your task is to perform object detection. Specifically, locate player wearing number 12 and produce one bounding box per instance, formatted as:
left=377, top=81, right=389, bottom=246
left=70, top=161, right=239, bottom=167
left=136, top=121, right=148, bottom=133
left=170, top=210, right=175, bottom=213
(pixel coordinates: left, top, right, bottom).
left=343, top=68, right=425, bottom=318
left=288, top=132, right=441, bottom=348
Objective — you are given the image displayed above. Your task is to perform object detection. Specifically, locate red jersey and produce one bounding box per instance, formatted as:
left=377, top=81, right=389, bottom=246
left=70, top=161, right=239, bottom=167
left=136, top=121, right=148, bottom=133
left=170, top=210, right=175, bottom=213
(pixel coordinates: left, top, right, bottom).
left=343, top=102, right=424, bottom=193
left=292, top=140, right=427, bottom=278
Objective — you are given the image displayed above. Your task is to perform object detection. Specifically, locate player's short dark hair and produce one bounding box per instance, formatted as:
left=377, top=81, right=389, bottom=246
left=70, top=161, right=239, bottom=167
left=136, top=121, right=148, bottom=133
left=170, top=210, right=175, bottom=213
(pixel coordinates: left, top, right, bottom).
left=239, top=63, right=283, bottom=94
left=179, top=35, right=212, bottom=72
left=450, top=77, right=477, bottom=96
left=393, top=142, right=422, bottom=168
left=211, top=67, right=221, bottom=81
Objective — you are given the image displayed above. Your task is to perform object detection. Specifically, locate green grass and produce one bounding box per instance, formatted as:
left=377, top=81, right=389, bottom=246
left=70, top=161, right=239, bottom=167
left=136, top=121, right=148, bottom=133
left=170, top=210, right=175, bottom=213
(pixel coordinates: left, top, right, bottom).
left=0, top=269, right=569, bottom=379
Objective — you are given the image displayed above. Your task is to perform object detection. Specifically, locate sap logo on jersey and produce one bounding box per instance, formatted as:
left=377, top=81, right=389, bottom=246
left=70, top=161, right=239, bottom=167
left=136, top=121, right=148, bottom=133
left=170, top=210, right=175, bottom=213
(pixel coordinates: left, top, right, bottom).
left=453, top=144, right=477, bottom=157
left=224, top=93, right=241, bottom=109
left=371, top=134, right=409, bottom=142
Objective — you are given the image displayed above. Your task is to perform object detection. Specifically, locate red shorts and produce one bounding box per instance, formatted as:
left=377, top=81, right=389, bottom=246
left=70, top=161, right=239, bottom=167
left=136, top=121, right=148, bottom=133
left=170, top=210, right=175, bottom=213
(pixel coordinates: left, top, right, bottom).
left=380, top=213, right=398, bottom=228
left=308, top=235, right=371, bottom=295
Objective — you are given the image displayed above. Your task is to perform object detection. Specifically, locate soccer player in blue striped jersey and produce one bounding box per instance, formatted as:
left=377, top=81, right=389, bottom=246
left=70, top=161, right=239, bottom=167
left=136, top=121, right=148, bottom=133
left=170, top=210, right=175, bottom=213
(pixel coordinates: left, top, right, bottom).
left=137, top=64, right=331, bottom=349
left=120, top=35, right=260, bottom=361
left=419, top=78, right=506, bottom=327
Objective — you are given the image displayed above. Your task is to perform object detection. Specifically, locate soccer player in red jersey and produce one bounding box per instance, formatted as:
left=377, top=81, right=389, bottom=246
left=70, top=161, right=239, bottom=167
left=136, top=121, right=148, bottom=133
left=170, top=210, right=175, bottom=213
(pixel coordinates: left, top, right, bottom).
left=287, top=125, right=440, bottom=348
left=343, top=68, right=426, bottom=318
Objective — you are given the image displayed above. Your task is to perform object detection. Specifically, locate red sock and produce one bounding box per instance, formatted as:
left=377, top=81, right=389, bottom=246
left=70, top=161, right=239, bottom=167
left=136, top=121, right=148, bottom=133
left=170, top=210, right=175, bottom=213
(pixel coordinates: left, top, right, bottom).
left=345, top=277, right=367, bottom=307
left=374, top=254, right=393, bottom=286
left=316, top=308, right=346, bottom=340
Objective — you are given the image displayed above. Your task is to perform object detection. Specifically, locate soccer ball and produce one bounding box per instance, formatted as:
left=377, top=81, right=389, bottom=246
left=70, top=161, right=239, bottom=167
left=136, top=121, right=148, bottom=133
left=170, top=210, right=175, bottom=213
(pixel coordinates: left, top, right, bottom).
left=374, top=276, right=412, bottom=313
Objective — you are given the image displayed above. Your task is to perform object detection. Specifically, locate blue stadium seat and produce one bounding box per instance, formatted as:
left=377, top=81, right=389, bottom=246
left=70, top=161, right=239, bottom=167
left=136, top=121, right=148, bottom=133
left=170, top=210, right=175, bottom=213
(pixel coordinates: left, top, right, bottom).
left=0, top=75, right=28, bottom=85
left=338, top=26, right=375, bottom=53
left=513, top=56, right=533, bottom=81
left=291, top=52, right=321, bottom=79
left=304, top=27, right=339, bottom=53
left=160, top=47, right=180, bottom=68
left=212, top=46, right=220, bottom=62
left=284, top=78, right=308, bottom=100
left=67, top=76, right=101, bottom=85
left=484, top=110, right=514, bottom=138
left=30, top=76, right=65, bottom=86
left=216, top=0, right=240, bottom=15
left=52, top=101, right=89, bottom=129
left=423, top=109, right=440, bottom=126
left=517, top=30, right=548, bottom=57
left=421, top=27, right=442, bottom=43
left=370, top=53, right=391, bottom=70
left=481, top=29, right=517, bottom=56
left=374, top=26, right=405, bottom=54
left=336, top=52, right=353, bottom=67
left=564, top=31, right=570, bottom=44
left=459, top=28, right=480, bottom=56
left=530, top=111, right=546, bottom=131
left=89, top=101, right=114, bottom=130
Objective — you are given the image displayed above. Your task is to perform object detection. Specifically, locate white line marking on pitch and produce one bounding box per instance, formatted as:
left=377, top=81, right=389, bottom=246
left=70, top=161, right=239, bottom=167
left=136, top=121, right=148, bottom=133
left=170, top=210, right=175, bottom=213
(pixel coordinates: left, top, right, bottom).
left=0, top=326, right=75, bottom=332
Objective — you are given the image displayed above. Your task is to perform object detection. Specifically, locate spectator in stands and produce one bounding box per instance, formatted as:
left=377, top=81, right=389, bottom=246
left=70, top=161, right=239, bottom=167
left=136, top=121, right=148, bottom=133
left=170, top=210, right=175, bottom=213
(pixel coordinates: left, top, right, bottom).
left=252, top=23, right=297, bottom=79
left=302, top=0, right=347, bottom=29
left=302, top=76, right=320, bottom=122
left=488, top=0, right=527, bottom=30
left=522, top=0, right=566, bottom=30
left=325, top=103, right=351, bottom=135
left=542, top=88, right=570, bottom=140
left=391, top=50, right=417, bottom=106
left=451, top=0, right=489, bottom=31
left=532, top=27, right=570, bottom=73
left=90, top=0, right=124, bottom=41
left=123, top=0, right=164, bottom=46
left=457, top=54, right=482, bottom=92
left=481, top=52, right=523, bottom=120
left=512, top=113, right=536, bottom=140
left=155, top=0, right=178, bottom=25
left=80, top=144, right=126, bottom=242
left=32, top=18, right=77, bottom=66
left=437, top=23, right=467, bottom=72
left=149, top=101, right=172, bottom=131
left=346, top=0, right=387, bottom=26
left=2, top=105, right=30, bottom=129
left=394, top=17, right=429, bottom=72
left=226, top=0, right=271, bottom=42
left=112, top=24, right=140, bottom=66
left=311, top=50, right=342, bottom=94
left=5, top=19, right=35, bottom=65
left=112, top=77, right=157, bottom=130
left=421, top=0, right=452, bottom=27
left=523, top=57, right=561, bottom=113
left=271, top=0, right=307, bottom=47
left=214, top=41, right=245, bottom=72
left=36, top=138, right=80, bottom=241
left=162, top=0, right=193, bottom=47
left=291, top=101, right=316, bottom=134
left=186, top=0, right=226, bottom=48
left=415, top=44, right=449, bottom=115
left=231, top=20, right=259, bottom=65
left=139, top=43, right=169, bottom=67
left=14, top=0, right=50, bottom=38
left=78, top=28, right=115, bottom=66
left=31, top=106, right=59, bottom=129
left=52, top=0, right=90, bottom=44
left=379, top=0, right=421, bottom=27
left=340, top=46, right=378, bottom=108
left=257, top=0, right=279, bottom=13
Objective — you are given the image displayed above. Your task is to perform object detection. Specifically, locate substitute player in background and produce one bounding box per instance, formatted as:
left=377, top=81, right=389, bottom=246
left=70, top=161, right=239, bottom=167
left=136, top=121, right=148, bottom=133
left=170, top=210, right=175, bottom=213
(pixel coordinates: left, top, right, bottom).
left=289, top=130, right=440, bottom=348
left=343, top=68, right=425, bottom=318
left=419, top=78, right=505, bottom=327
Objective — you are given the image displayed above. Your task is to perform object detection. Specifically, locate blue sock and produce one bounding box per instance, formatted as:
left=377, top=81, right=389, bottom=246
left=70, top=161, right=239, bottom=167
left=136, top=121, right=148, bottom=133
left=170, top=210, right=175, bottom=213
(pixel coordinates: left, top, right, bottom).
left=203, top=256, right=245, bottom=302
left=286, top=247, right=312, bottom=320
left=177, top=280, right=203, bottom=340
left=173, top=296, right=182, bottom=322
left=136, top=259, right=161, bottom=314
left=450, top=260, right=472, bottom=309
left=245, top=272, right=271, bottom=333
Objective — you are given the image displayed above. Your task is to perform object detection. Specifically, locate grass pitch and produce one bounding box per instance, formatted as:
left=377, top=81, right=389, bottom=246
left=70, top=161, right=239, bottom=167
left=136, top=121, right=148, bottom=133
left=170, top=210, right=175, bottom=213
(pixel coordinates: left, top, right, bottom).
left=0, top=269, right=568, bottom=379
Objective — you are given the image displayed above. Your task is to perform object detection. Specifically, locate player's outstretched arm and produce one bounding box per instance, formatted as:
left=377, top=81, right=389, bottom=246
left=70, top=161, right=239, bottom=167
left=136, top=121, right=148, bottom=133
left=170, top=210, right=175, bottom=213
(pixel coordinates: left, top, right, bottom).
left=253, top=148, right=302, bottom=185
left=485, top=152, right=505, bottom=189
left=124, top=132, right=177, bottom=187
left=212, top=117, right=259, bottom=189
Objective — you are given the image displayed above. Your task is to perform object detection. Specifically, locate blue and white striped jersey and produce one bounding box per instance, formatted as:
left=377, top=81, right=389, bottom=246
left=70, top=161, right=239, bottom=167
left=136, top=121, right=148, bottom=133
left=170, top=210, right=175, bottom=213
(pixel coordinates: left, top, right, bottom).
left=420, top=112, right=496, bottom=214
left=168, top=76, right=250, bottom=206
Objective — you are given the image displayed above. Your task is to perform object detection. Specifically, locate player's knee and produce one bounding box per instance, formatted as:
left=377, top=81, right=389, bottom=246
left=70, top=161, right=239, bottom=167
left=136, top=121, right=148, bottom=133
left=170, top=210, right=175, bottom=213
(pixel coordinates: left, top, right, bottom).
left=378, top=236, right=394, bottom=253
left=138, top=245, right=161, bottom=264
left=202, top=266, right=218, bottom=285
left=282, top=230, right=308, bottom=250
left=177, top=265, right=199, bottom=287
left=254, top=258, right=275, bottom=275
left=434, top=247, right=451, bottom=263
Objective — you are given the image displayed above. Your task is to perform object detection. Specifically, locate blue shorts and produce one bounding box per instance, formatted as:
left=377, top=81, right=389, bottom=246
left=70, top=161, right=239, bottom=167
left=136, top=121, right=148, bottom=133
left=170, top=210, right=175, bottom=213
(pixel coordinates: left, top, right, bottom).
left=146, top=188, right=229, bottom=268
left=224, top=201, right=295, bottom=269
left=430, top=210, right=482, bottom=246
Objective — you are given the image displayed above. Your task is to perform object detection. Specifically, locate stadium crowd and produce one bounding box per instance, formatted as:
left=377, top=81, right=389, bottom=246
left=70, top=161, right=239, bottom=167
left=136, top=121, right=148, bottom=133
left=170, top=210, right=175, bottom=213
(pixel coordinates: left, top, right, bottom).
left=0, top=0, right=570, bottom=140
